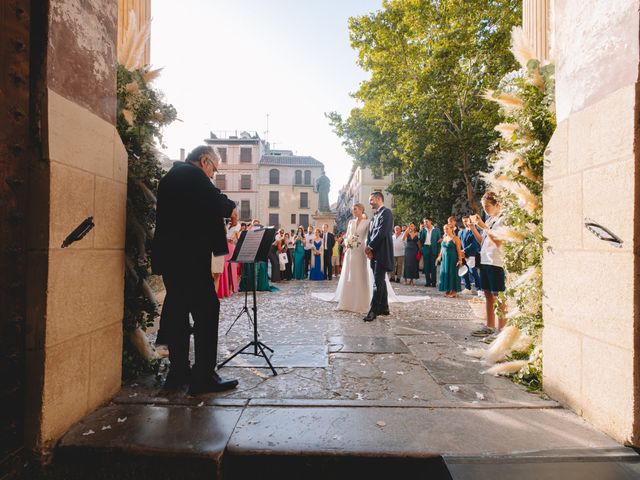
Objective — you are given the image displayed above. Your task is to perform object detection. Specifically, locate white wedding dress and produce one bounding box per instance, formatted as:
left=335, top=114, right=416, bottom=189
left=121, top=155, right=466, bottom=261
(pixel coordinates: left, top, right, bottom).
left=313, top=218, right=427, bottom=313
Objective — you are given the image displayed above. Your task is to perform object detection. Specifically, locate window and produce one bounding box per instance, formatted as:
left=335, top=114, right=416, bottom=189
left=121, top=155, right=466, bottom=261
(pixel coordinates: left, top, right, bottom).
left=214, top=174, right=226, bottom=190
left=269, top=169, right=280, bottom=184
left=290, top=214, right=296, bottom=224
left=240, top=147, right=252, bottom=163
left=240, top=174, right=252, bottom=190
left=240, top=200, right=251, bottom=221
left=218, top=147, right=227, bottom=163
left=268, top=213, right=279, bottom=228
left=269, top=191, right=279, bottom=208
left=304, top=170, right=311, bottom=185
left=294, top=170, right=302, bottom=185
left=299, top=214, right=309, bottom=228
left=300, top=192, right=309, bottom=208
left=373, top=171, right=383, bottom=179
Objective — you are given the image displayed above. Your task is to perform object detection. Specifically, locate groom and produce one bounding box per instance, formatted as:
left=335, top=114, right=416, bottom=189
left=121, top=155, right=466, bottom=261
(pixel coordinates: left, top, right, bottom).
left=364, top=191, right=394, bottom=322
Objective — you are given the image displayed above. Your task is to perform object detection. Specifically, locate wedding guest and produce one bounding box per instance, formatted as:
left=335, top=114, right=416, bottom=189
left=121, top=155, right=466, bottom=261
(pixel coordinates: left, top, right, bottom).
left=469, top=191, right=506, bottom=338
left=322, top=224, right=336, bottom=280
left=391, top=225, right=405, bottom=283
left=309, top=228, right=325, bottom=280
left=402, top=222, right=420, bottom=286
left=268, top=237, right=281, bottom=283
left=460, top=216, right=481, bottom=293
left=419, top=217, right=441, bottom=287
left=447, top=215, right=460, bottom=236
left=293, top=227, right=306, bottom=279
left=331, top=232, right=341, bottom=276
left=304, top=225, right=314, bottom=276
left=217, top=219, right=240, bottom=299
left=437, top=223, right=464, bottom=297
left=280, top=233, right=293, bottom=280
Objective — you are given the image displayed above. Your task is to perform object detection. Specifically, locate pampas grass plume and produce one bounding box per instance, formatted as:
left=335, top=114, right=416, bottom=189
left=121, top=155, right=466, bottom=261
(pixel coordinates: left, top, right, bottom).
left=482, top=89, right=524, bottom=112
left=484, top=326, right=520, bottom=364
left=495, top=123, right=518, bottom=141
left=122, top=109, right=134, bottom=126
left=485, top=360, right=528, bottom=376
left=492, top=227, right=526, bottom=242
left=529, top=67, right=545, bottom=90
left=143, top=67, right=164, bottom=84
left=511, top=27, right=534, bottom=69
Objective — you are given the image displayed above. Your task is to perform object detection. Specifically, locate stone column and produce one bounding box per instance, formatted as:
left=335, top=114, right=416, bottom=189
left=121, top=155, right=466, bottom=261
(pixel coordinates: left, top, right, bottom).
left=542, top=0, right=640, bottom=446
left=25, top=0, right=128, bottom=449
left=522, top=0, right=551, bottom=62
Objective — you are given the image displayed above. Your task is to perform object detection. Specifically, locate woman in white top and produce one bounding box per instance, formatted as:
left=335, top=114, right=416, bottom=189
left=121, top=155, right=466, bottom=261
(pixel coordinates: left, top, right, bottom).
left=469, top=191, right=506, bottom=337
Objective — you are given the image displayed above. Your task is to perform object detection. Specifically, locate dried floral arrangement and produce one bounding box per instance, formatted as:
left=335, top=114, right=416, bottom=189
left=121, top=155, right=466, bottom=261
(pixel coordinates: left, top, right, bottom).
left=474, top=27, right=556, bottom=390
left=117, top=11, right=177, bottom=378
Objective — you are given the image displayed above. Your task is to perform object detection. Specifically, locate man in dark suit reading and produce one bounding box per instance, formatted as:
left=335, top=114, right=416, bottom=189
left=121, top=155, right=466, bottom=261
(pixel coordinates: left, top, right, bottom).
left=364, top=191, right=394, bottom=322
left=152, top=145, right=239, bottom=394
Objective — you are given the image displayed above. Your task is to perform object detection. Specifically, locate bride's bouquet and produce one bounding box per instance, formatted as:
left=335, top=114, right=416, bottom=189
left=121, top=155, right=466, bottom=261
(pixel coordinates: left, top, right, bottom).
left=345, top=233, right=361, bottom=250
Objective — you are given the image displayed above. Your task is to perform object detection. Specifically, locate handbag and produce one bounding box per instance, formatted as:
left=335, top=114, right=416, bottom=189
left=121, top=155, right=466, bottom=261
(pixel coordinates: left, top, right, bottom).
left=278, top=252, right=289, bottom=267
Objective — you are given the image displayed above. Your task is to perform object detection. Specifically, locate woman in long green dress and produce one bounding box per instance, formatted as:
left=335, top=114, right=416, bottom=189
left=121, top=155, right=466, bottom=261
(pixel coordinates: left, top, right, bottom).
left=437, top=224, right=464, bottom=297
left=293, top=229, right=306, bottom=280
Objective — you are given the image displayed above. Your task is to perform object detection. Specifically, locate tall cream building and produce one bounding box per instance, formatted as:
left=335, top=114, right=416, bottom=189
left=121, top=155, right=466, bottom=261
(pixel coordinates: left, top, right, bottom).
left=258, top=150, right=324, bottom=230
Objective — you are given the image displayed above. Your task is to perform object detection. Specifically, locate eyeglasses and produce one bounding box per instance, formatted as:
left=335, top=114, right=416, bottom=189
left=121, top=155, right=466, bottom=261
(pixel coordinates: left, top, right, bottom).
left=204, top=156, right=217, bottom=171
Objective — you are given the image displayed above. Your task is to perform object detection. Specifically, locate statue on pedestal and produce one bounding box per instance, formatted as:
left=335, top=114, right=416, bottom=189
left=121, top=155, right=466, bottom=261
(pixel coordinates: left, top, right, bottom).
left=315, top=170, right=331, bottom=213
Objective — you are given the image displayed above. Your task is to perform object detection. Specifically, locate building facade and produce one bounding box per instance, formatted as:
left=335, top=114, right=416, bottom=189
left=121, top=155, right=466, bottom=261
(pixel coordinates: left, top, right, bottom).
left=335, top=166, right=394, bottom=232
left=205, top=131, right=267, bottom=222
left=257, top=151, right=323, bottom=230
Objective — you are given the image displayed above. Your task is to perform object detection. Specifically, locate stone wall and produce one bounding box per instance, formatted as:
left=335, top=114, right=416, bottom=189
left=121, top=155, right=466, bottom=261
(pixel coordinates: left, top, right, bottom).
left=26, top=0, right=127, bottom=448
left=543, top=0, right=639, bottom=445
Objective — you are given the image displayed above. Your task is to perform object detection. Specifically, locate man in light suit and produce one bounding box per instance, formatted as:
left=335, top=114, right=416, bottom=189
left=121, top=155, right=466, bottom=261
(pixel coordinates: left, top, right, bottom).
left=364, top=191, right=394, bottom=322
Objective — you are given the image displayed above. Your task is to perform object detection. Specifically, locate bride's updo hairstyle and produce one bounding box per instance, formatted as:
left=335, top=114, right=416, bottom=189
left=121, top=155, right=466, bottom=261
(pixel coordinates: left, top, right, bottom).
left=353, top=203, right=365, bottom=217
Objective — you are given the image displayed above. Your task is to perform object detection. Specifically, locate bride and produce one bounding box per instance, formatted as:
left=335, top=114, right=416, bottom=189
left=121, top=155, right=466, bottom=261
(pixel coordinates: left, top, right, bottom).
left=313, top=204, right=421, bottom=313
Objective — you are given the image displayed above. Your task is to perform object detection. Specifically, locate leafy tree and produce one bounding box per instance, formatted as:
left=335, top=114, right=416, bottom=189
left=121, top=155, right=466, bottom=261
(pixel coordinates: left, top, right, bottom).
left=329, top=0, right=521, bottom=224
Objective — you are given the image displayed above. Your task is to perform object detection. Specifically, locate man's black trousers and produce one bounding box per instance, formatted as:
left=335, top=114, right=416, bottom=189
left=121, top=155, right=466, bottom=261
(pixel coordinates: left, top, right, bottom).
left=369, top=259, right=388, bottom=314
left=161, top=268, right=220, bottom=380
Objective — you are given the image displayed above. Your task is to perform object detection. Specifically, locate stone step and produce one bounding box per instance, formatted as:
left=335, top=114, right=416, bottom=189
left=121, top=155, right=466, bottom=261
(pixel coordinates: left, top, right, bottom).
left=52, top=403, right=639, bottom=480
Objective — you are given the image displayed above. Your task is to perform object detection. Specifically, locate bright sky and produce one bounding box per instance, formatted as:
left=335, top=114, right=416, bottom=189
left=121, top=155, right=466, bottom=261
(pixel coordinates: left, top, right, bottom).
left=150, top=0, right=382, bottom=202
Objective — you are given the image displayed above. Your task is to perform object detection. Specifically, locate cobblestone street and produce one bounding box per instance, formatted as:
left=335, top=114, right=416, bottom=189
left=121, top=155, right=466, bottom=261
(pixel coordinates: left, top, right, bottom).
left=125, top=278, right=552, bottom=407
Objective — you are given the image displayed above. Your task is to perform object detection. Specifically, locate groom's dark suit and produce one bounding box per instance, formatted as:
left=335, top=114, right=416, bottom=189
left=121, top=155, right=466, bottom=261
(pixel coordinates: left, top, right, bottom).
left=366, top=205, right=394, bottom=317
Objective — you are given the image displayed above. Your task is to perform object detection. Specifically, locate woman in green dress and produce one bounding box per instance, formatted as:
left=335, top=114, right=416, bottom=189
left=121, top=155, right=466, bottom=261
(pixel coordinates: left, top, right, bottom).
left=437, top=224, right=464, bottom=297
left=293, top=227, right=306, bottom=280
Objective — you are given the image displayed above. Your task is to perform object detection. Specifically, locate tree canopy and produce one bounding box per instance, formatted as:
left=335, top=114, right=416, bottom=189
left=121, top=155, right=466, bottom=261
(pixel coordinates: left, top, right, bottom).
left=328, top=0, right=521, bottom=224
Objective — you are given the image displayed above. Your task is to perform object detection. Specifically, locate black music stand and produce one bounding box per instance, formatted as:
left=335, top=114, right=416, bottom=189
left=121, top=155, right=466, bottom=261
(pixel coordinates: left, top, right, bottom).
left=217, top=228, right=278, bottom=376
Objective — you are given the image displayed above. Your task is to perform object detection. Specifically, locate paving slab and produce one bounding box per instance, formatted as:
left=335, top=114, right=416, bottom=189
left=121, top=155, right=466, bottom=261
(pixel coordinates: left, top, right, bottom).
left=423, top=358, right=486, bottom=384
left=56, top=404, right=243, bottom=480
left=221, top=344, right=328, bottom=368
left=227, top=406, right=621, bottom=457
left=328, top=335, right=410, bottom=353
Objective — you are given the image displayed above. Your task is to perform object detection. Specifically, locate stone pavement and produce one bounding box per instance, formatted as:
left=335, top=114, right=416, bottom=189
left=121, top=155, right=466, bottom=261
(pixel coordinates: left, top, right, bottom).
left=54, top=279, right=640, bottom=479
left=134, top=278, right=553, bottom=405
